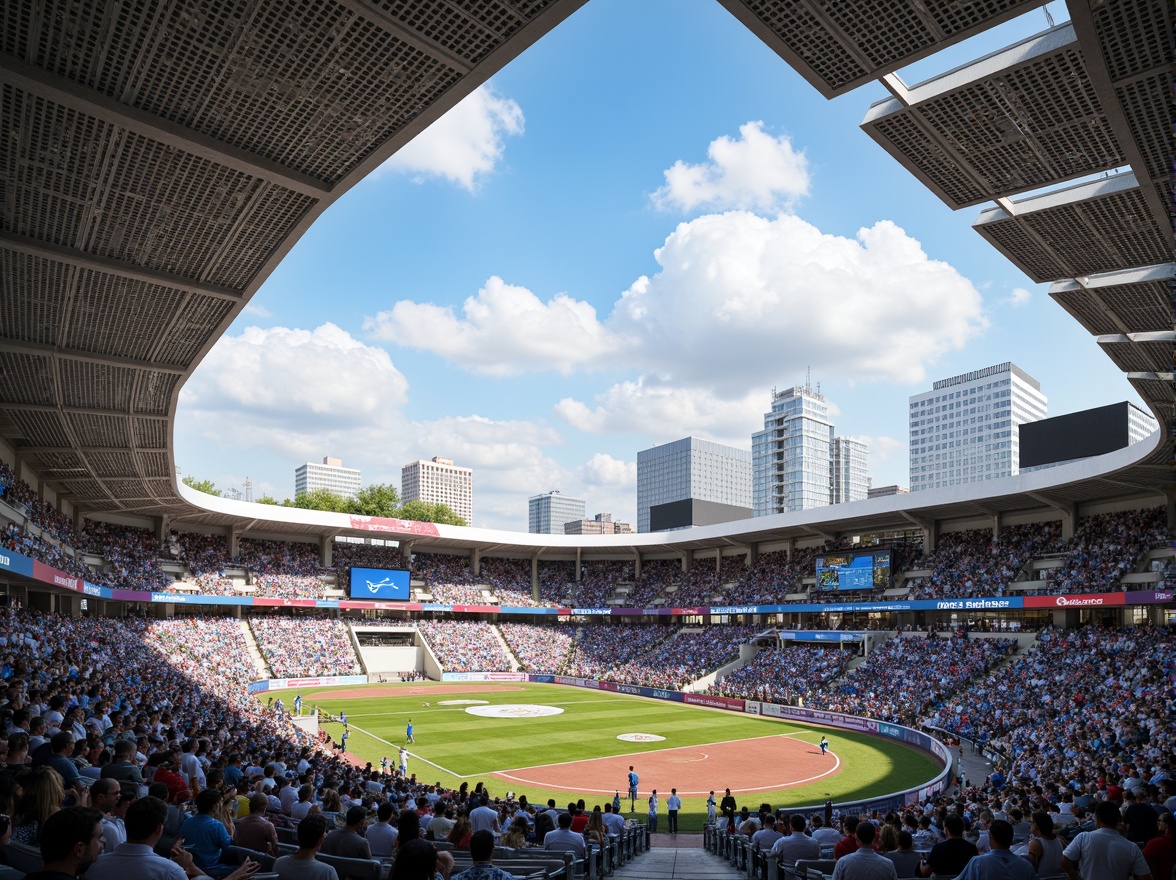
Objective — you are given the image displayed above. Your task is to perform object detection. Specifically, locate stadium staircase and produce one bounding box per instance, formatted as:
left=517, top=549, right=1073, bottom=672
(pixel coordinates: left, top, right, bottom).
left=240, top=620, right=273, bottom=679
left=613, top=844, right=745, bottom=879
left=490, top=625, right=520, bottom=671
left=346, top=624, right=369, bottom=677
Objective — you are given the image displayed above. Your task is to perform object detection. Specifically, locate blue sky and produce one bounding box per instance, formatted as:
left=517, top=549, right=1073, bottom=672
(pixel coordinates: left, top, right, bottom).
left=175, top=0, right=1138, bottom=531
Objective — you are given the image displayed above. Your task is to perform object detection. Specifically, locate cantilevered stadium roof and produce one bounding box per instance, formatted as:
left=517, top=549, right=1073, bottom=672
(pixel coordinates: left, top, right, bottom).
left=0, top=0, right=1171, bottom=556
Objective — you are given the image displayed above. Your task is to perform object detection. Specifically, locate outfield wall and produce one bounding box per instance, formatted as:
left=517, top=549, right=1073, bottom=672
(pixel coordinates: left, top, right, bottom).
left=527, top=673, right=953, bottom=813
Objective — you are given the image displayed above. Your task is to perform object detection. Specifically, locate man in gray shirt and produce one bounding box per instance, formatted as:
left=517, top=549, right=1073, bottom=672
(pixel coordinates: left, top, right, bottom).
left=320, top=806, right=372, bottom=860
left=275, top=814, right=339, bottom=880
left=771, top=814, right=821, bottom=866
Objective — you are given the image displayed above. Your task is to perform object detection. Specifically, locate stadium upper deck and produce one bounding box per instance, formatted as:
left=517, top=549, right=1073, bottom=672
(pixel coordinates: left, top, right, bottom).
left=0, top=0, right=1171, bottom=564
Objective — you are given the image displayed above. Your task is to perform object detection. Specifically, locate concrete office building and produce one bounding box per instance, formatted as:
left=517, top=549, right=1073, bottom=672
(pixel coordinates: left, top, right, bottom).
left=295, top=456, right=362, bottom=499
left=636, top=437, right=752, bottom=533
left=909, top=362, right=1048, bottom=492
left=401, top=457, right=472, bottom=525
left=832, top=436, right=870, bottom=504
left=528, top=491, right=586, bottom=534
left=564, top=513, right=634, bottom=535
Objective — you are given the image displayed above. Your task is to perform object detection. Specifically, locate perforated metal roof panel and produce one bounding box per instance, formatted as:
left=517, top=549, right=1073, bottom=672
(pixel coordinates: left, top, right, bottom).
left=718, top=0, right=1047, bottom=97
left=862, top=24, right=1125, bottom=209
left=1048, top=263, right=1175, bottom=336
left=974, top=172, right=1172, bottom=283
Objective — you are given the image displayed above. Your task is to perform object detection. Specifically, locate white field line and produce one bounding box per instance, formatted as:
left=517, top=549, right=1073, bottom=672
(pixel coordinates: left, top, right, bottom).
left=344, top=723, right=469, bottom=779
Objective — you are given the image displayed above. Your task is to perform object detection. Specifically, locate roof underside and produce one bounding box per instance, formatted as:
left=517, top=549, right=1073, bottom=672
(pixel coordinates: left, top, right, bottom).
left=0, top=0, right=1170, bottom=556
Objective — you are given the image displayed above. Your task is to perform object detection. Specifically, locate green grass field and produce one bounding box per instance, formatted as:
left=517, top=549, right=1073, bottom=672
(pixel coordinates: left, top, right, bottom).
left=268, top=681, right=940, bottom=832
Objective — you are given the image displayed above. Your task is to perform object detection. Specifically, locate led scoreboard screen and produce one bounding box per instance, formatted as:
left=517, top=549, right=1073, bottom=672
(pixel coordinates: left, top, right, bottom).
left=348, top=567, right=411, bottom=601
left=815, top=549, right=892, bottom=591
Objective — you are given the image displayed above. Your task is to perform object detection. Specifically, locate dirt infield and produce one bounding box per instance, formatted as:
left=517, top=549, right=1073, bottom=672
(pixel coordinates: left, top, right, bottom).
left=307, top=684, right=525, bottom=701
left=492, top=733, right=840, bottom=797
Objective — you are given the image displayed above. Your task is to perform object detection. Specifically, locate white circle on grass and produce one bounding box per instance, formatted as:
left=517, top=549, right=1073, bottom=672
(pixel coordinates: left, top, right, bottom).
left=465, top=704, right=564, bottom=718
left=438, top=699, right=489, bottom=706
left=617, top=733, right=666, bottom=743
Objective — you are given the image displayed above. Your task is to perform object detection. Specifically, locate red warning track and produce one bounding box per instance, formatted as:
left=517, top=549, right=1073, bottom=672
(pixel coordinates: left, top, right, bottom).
left=492, top=734, right=840, bottom=797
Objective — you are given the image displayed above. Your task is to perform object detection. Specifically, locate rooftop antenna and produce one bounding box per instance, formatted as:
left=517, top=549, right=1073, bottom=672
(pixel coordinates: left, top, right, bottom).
left=244, top=476, right=253, bottom=502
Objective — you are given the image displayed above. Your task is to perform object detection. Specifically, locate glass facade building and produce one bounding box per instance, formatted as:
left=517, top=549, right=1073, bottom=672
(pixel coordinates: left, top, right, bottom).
left=752, top=385, right=836, bottom=515
left=528, top=491, right=586, bottom=534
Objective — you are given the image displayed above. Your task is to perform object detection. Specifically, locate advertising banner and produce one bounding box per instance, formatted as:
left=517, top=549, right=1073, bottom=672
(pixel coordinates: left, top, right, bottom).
left=683, top=694, right=745, bottom=711
left=150, top=592, right=243, bottom=605
left=1126, top=590, right=1173, bottom=605
left=247, top=674, right=366, bottom=694
left=440, top=672, right=526, bottom=682
left=1022, top=592, right=1126, bottom=609
left=33, top=561, right=81, bottom=592
left=253, top=597, right=317, bottom=607
left=0, top=548, right=34, bottom=578
left=347, top=516, right=440, bottom=537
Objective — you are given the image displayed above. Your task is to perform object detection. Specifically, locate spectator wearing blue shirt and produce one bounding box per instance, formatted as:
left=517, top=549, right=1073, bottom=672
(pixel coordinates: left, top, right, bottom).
left=179, top=788, right=235, bottom=877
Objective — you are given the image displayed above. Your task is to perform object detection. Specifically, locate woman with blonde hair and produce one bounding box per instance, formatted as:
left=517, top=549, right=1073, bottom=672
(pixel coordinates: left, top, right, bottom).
left=446, top=813, right=472, bottom=849
left=500, top=816, right=530, bottom=850
left=11, top=766, right=67, bottom=845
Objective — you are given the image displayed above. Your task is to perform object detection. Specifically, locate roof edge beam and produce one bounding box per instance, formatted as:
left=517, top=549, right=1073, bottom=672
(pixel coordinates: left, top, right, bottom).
left=0, top=340, right=185, bottom=375
left=0, top=54, right=332, bottom=200
left=333, top=0, right=474, bottom=74
left=2, top=403, right=168, bottom=419
left=0, top=232, right=243, bottom=303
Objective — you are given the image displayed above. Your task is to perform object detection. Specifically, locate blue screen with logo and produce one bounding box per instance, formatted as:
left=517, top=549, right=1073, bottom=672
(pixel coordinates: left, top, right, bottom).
left=815, top=550, right=891, bottom=591
left=349, top=567, right=411, bottom=600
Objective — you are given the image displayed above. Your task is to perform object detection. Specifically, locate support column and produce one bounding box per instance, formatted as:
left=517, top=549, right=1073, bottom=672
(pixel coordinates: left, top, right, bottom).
left=320, top=537, right=332, bottom=568
left=681, top=550, right=692, bottom=573
left=634, top=553, right=642, bottom=581
left=471, top=549, right=481, bottom=578
left=747, top=544, right=758, bottom=568
left=155, top=515, right=171, bottom=543
left=400, top=541, right=413, bottom=565
left=531, top=556, right=540, bottom=603
left=227, top=527, right=240, bottom=557
left=991, top=512, right=1001, bottom=542
left=575, top=547, right=582, bottom=583
left=715, top=550, right=721, bottom=576
left=1165, top=488, right=1176, bottom=535
left=785, top=539, right=794, bottom=563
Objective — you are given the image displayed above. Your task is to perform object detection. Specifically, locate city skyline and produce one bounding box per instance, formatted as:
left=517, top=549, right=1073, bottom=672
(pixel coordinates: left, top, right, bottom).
left=172, top=1, right=1146, bottom=531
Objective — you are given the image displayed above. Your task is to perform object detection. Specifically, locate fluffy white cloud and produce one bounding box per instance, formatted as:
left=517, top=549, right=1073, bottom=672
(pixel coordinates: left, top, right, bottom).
left=651, top=122, right=810, bottom=214
left=555, top=379, right=763, bottom=446
left=608, top=212, right=987, bottom=389
left=578, top=453, right=636, bottom=489
left=364, top=276, right=625, bottom=375
left=181, top=323, right=408, bottom=426
left=1007, top=287, right=1032, bottom=308
left=380, top=85, right=523, bottom=191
